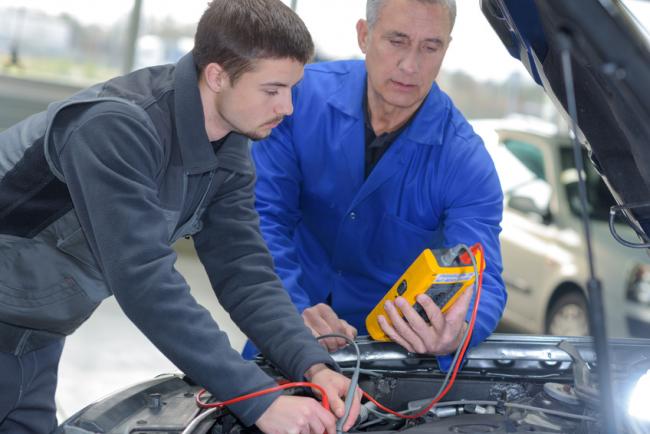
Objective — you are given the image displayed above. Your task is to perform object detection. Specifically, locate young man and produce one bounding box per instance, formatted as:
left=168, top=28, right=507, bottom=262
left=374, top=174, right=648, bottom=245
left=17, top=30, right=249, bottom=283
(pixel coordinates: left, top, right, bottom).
left=0, top=1, right=360, bottom=433
left=248, top=0, right=507, bottom=367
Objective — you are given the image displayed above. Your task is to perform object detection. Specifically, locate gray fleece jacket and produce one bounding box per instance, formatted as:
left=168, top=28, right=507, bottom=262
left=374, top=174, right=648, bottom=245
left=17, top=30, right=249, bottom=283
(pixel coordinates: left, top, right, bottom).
left=0, top=52, right=334, bottom=425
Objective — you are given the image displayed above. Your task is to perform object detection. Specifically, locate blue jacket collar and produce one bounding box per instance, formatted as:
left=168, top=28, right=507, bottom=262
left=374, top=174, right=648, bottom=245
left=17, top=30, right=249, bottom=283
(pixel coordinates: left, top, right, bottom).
left=174, top=52, right=220, bottom=174
left=327, top=60, right=449, bottom=147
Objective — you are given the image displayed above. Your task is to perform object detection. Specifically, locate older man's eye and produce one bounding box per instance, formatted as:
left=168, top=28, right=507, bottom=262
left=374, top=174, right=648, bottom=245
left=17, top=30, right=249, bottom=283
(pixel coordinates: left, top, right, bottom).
left=390, top=39, right=406, bottom=47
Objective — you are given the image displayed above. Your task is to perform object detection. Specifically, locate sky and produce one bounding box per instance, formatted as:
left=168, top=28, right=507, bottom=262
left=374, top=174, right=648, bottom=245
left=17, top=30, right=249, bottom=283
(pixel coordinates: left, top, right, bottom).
left=1, top=0, right=649, bottom=83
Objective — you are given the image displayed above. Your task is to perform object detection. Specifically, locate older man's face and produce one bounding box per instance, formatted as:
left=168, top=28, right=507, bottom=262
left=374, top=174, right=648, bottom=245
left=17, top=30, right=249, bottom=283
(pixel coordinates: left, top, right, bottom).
left=358, top=0, right=452, bottom=111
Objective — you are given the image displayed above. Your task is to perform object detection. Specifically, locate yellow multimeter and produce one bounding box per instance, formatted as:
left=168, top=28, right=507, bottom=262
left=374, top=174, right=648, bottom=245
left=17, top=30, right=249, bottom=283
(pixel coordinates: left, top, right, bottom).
left=366, top=243, right=485, bottom=342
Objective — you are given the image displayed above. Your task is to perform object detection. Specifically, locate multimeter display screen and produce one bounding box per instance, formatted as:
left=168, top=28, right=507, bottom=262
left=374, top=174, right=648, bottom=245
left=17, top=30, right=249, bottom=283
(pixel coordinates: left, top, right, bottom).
left=413, top=282, right=464, bottom=322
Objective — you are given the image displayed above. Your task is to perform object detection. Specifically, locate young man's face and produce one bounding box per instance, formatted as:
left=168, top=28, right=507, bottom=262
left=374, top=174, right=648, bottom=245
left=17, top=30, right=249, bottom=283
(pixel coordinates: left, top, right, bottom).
left=214, top=58, right=304, bottom=141
left=358, top=0, right=452, bottom=111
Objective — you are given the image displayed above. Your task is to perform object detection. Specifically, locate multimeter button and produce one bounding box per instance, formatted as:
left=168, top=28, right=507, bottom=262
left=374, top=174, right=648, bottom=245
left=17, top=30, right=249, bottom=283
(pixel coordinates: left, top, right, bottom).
left=397, top=280, right=407, bottom=295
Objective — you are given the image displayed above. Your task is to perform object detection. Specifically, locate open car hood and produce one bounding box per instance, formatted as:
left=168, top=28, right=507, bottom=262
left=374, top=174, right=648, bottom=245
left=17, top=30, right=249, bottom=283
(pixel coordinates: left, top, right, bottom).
left=481, top=0, right=650, bottom=243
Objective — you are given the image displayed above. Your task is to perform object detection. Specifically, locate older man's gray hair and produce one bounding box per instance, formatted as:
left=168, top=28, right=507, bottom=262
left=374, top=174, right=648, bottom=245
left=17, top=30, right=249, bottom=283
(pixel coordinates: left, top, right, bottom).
left=366, top=0, right=457, bottom=31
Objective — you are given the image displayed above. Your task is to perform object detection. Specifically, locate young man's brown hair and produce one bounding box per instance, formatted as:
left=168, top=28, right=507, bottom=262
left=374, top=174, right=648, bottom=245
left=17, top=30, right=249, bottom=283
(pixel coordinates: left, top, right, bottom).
left=193, top=0, right=314, bottom=83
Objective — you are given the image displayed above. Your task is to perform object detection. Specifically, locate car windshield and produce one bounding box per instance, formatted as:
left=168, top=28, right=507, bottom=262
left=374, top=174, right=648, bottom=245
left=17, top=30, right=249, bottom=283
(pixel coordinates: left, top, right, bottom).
left=559, top=146, right=616, bottom=221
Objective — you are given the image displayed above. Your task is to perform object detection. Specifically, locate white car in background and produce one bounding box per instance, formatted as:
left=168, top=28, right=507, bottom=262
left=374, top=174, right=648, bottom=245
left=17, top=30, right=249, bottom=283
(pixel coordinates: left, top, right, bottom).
left=472, top=117, right=650, bottom=338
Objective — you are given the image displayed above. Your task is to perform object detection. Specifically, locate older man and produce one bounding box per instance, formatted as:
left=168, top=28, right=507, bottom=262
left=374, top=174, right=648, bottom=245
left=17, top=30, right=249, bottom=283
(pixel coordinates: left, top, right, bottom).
left=247, top=0, right=506, bottom=368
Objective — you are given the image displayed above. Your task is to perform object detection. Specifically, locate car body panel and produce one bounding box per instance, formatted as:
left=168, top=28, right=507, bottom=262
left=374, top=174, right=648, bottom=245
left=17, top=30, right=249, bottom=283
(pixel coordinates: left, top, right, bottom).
left=473, top=118, right=650, bottom=337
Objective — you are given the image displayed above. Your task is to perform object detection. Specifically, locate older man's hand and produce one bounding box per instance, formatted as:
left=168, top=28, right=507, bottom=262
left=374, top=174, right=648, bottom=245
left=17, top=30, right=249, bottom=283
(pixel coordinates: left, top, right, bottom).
left=377, top=286, right=473, bottom=355
left=302, top=304, right=357, bottom=352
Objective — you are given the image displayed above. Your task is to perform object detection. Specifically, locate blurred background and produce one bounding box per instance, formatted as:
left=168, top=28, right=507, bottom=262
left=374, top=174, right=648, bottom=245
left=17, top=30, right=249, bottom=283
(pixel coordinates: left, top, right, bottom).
left=1, top=0, right=649, bottom=421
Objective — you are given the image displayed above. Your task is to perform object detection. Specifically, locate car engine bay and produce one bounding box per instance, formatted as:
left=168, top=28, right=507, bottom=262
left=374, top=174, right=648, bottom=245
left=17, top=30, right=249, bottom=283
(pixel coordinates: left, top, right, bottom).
left=59, top=334, right=650, bottom=434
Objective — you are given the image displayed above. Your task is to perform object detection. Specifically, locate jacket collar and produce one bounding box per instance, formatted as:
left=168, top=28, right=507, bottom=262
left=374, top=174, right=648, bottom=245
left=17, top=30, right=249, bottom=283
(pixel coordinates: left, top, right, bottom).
left=327, top=60, right=449, bottom=147
left=173, top=52, right=220, bottom=174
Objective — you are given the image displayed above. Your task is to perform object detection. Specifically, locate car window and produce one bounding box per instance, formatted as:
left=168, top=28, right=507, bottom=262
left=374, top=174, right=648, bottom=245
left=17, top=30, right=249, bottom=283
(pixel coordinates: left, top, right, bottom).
left=503, top=139, right=547, bottom=180
left=483, top=137, right=534, bottom=193
left=485, top=134, right=552, bottom=218
left=559, top=146, right=616, bottom=221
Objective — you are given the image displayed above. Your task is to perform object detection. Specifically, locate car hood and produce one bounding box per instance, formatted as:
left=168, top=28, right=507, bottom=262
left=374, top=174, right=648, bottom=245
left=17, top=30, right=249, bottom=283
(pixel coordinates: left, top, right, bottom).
left=481, top=0, right=650, bottom=243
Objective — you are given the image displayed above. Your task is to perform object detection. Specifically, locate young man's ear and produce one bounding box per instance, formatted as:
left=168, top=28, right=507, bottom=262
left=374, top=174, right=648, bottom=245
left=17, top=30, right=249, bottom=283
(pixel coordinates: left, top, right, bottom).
left=203, top=63, right=228, bottom=93
left=356, top=19, right=369, bottom=54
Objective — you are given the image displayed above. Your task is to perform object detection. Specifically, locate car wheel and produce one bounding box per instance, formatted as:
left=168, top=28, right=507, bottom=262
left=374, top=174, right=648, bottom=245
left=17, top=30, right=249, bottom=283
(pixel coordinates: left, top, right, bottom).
left=546, top=292, right=589, bottom=336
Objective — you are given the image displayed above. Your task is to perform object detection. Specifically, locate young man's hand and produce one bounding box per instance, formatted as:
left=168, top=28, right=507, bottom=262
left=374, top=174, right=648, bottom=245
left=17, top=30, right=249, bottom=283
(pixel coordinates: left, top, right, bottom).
left=305, top=363, right=362, bottom=432
left=255, top=395, right=336, bottom=434
left=377, top=286, right=472, bottom=355
left=255, top=364, right=362, bottom=433
left=302, top=304, right=357, bottom=352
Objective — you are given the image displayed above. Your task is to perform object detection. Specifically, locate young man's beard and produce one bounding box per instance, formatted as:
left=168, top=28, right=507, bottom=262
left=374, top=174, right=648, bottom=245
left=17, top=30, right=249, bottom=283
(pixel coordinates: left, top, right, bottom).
left=242, top=129, right=271, bottom=141
left=242, top=116, right=284, bottom=141
left=216, top=105, right=283, bottom=141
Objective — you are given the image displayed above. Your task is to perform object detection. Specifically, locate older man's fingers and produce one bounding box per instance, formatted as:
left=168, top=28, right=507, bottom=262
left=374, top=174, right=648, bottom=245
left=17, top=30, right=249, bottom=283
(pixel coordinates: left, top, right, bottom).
left=384, top=300, right=427, bottom=353
left=378, top=315, right=415, bottom=353
left=414, top=294, right=444, bottom=333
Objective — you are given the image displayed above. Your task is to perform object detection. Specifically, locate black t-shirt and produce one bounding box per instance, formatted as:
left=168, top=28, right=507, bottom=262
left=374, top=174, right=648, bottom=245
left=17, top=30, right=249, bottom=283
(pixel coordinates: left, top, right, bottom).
left=363, top=84, right=420, bottom=179
left=211, top=133, right=230, bottom=153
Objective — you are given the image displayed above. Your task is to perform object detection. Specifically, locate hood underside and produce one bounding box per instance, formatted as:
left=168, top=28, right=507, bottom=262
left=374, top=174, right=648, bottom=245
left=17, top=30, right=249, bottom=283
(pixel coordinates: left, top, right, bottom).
left=481, top=0, right=650, bottom=243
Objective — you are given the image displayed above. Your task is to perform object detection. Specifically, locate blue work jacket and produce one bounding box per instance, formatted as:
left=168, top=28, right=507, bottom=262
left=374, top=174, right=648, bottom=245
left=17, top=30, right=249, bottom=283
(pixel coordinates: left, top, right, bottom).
left=250, top=60, right=507, bottom=367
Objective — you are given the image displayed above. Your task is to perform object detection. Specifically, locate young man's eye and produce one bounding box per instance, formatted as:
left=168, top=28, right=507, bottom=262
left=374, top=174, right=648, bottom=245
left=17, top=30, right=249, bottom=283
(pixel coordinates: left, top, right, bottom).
left=264, top=90, right=279, bottom=96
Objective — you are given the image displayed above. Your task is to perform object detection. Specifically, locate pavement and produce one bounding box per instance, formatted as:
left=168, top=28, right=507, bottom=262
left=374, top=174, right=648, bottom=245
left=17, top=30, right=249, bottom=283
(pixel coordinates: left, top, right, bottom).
left=55, top=239, right=247, bottom=420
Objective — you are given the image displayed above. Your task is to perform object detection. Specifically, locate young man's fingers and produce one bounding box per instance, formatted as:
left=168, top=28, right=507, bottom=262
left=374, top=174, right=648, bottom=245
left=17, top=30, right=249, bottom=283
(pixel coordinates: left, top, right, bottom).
left=342, top=387, right=363, bottom=431
left=307, top=418, right=325, bottom=434
left=325, top=386, right=346, bottom=419
left=314, top=403, right=337, bottom=434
